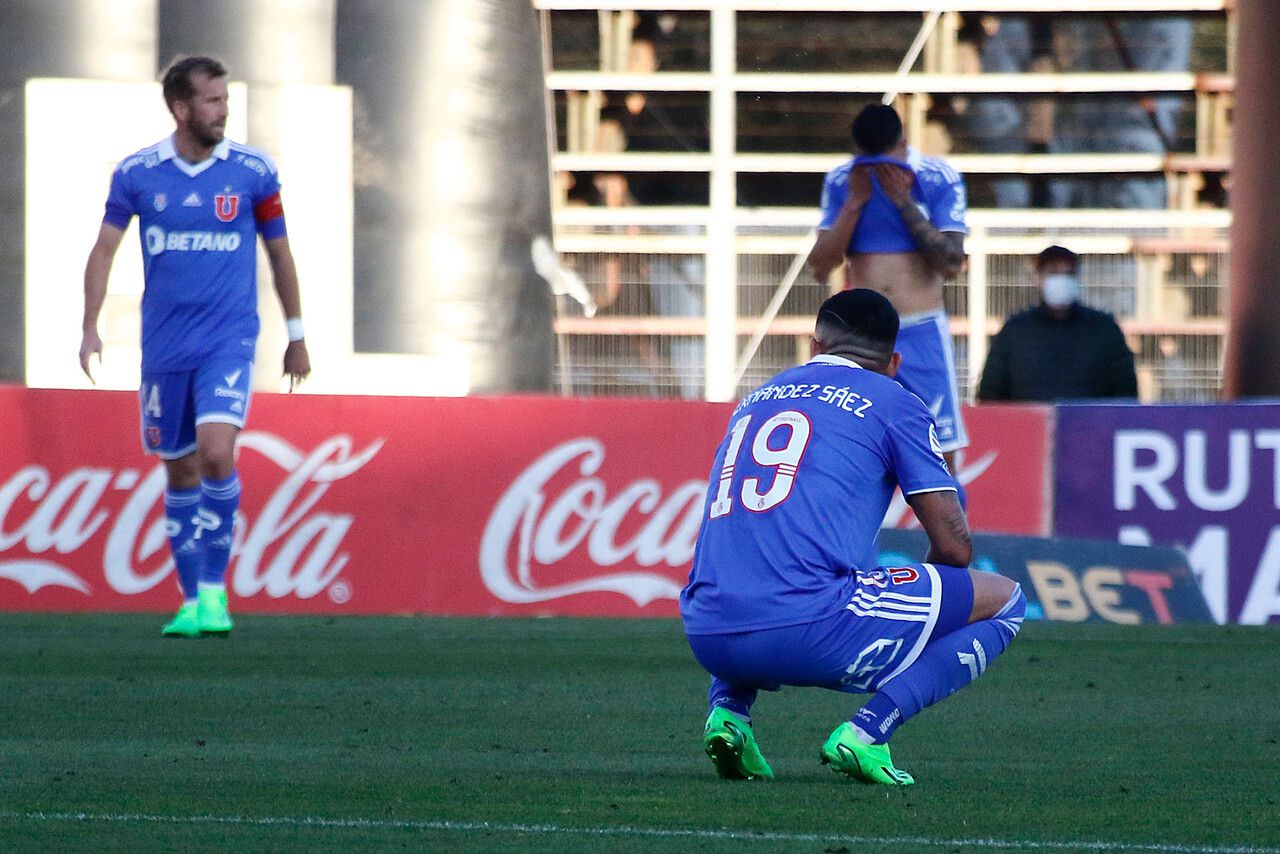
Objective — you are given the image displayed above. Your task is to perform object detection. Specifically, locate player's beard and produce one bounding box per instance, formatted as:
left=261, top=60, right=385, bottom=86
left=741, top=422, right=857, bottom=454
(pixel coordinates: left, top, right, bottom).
left=189, top=117, right=225, bottom=149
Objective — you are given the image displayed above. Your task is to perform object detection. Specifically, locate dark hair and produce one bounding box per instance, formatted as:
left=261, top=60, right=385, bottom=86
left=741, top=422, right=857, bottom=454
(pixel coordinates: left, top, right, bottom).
left=565, top=172, right=604, bottom=206
left=850, top=103, right=903, bottom=155
left=1035, top=244, right=1079, bottom=273
left=162, top=56, right=228, bottom=111
left=814, top=289, right=900, bottom=364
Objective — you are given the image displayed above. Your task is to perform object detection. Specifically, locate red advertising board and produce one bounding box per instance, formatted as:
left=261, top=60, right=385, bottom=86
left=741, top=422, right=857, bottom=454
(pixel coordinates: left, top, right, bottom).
left=887, top=404, right=1052, bottom=537
left=0, top=388, right=1049, bottom=617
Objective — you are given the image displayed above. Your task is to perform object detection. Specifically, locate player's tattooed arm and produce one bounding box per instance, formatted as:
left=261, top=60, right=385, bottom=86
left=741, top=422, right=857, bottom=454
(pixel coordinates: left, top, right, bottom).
left=891, top=199, right=965, bottom=278
left=908, top=489, right=972, bottom=568
left=870, top=163, right=965, bottom=279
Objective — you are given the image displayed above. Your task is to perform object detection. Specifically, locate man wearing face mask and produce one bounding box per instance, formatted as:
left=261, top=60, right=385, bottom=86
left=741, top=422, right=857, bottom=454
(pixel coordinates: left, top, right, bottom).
left=976, top=245, right=1137, bottom=402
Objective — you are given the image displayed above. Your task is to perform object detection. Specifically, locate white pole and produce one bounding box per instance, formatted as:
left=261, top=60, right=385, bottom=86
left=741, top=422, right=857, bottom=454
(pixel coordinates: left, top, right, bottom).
left=966, top=225, right=989, bottom=401
left=883, top=10, right=942, bottom=105
left=540, top=7, right=574, bottom=396
left=731, top=229, right=815, bottom=388
left=704, top=3, right=737, bottom=402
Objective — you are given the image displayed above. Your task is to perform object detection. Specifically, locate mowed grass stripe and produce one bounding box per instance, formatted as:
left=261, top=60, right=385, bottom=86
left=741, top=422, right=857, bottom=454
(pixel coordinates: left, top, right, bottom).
left=1, top=614, right=1277, bottom=853
left=4, top=810, right=1279, bottom=854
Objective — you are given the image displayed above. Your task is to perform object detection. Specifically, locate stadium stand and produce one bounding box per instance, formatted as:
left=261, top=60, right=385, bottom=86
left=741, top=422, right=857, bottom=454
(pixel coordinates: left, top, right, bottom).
left=535, top=1, right=1234, bottom=402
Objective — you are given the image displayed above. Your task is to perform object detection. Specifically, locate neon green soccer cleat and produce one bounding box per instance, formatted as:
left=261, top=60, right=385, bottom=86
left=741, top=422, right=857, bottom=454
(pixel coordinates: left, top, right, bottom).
left=702, top=707, right=774, bottom=780
left=820, top=722, right=915, bottom=785
left=161, top=602, right=201, bottom=638
left=197, top=587, right=233, bottom=635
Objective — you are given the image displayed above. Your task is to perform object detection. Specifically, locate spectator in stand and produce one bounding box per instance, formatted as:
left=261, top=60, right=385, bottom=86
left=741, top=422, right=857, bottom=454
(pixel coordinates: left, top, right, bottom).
left=1156, top=335, right=1202, bottom=402
left=961, top=14, right=1056, bottom=208
left=977, top=245, right=1138, bottom=402
left=1049, top=16, right=1193, bottom=209
left=602, top=11, right=708, bottom=400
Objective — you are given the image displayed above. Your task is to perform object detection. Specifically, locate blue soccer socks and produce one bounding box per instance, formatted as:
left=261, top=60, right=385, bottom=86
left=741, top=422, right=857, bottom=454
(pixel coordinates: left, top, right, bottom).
left=163, top=486, right=204, bottom=601
left=854, top=584, right=1027, bottom=744
left=708, top=677, right=758, bottom=722
left=198, top=472, right=241, bottom=586
left=852, top=691, right=904, bottom=745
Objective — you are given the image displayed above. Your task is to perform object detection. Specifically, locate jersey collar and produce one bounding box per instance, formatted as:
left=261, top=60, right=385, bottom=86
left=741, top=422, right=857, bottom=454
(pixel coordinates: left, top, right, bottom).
left=806, top=354, right=864, bottom=369
left=847, top=146, right=923, bottom=171
left=157, top=135, right=231, bottom=178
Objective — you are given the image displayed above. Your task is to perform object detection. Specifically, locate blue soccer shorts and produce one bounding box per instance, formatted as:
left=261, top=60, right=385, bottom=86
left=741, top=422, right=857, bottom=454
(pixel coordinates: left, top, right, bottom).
left=138, top=356, right=254, bottom=459
left=686, top=562, right=975, bottom=694
left=894, top=310, right=968, bottom=452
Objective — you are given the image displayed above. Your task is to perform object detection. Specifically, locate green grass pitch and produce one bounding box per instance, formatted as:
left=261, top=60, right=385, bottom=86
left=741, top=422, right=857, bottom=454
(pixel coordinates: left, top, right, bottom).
left=1, top=614, right=1277, bottom=853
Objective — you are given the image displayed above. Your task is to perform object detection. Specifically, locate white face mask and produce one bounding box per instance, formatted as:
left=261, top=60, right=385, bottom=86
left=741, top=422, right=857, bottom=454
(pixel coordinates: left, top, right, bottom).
left=1041, top=273, right=1080, bottom=308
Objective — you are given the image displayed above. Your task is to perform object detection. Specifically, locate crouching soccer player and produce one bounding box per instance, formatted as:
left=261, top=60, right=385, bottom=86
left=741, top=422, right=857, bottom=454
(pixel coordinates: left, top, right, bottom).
left=679, top=289, right=1024, bottom=785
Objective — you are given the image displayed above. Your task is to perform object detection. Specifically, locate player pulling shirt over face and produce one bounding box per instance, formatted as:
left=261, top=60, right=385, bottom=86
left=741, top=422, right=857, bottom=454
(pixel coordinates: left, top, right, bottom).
left=806, top=104, right=970, bottom=465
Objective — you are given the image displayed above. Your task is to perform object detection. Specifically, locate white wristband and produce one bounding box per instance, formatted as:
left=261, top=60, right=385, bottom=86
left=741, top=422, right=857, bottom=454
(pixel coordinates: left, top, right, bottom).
left=286, top=317, right=305, bottom=342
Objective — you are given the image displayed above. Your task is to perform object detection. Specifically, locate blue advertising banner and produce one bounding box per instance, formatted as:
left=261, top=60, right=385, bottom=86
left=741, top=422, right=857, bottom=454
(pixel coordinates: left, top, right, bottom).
left=878, top=529, right=1213, bottom=625
left=1053, top=403, right=1280, bottom=624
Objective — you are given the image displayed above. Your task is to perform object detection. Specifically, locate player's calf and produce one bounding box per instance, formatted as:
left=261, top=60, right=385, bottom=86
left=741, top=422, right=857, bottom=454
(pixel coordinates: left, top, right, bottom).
left=837, top=581, right=1026, bottom=780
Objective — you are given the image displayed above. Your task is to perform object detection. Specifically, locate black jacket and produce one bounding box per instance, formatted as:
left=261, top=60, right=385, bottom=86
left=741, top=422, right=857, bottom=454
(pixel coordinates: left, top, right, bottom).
left=976, top=302, right=1138, bottom=402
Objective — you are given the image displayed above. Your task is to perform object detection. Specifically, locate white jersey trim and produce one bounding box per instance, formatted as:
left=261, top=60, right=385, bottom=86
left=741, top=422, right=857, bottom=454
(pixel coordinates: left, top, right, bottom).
left=226, top=140, right=280, bottom=176
left=898, top=308, right=948, bottom=328
left=805, top=354, right=864, bottom=369
left=195, top=414, right=246, bottom=429
left=155, top=135, right=231, bottom=178
left=903, top=485, right=958, bottom=496
left=876, top=562, right=943, bottom=686
left=153, top=441, right=198, bottom=461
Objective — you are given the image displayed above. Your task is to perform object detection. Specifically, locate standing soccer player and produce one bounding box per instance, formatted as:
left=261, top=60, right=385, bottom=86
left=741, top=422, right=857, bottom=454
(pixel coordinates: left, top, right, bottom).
left=79, top=56, right=310, bottom=637
left=681, top=289, right=1024, bottom=785
left=806, top=104, right=969, bottom=474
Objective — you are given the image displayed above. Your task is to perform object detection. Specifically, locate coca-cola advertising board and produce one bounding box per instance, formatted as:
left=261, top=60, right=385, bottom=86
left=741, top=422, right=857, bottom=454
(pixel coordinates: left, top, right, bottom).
left=0, top=388, right=1049, bottom=617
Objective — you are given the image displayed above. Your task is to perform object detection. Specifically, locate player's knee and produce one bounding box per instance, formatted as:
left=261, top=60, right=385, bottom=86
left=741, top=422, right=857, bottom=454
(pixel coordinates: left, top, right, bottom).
left=968, top=571, right=1019, bottom=623
left=163, top=455, right=200, bottom=490
left=999, top=583, right=1027, bottom=636
left=197, top=445, right=236, bottom=479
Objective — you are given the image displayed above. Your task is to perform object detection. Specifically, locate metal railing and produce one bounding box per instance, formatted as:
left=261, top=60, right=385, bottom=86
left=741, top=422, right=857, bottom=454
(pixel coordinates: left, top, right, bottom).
left=551, top=206, right=1230, bottom=402
left=540, top=2, right=1233, bottom=401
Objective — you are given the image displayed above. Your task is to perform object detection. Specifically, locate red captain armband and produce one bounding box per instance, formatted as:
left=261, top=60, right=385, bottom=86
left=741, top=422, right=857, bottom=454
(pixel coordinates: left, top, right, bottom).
left=254, top=192, right=285, bottom=224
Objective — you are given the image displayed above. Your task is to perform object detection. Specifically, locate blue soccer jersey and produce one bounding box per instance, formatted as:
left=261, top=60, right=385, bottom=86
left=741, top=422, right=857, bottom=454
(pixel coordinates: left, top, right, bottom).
left=818, top=147, right=967, bottom=255
left=680, top=355, right=958, bottom=635
left=102, top=135, right=288, bottom=372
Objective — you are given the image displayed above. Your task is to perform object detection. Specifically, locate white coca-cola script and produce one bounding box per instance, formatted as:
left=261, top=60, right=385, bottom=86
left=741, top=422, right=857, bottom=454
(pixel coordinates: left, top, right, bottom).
left=0, top=433, right=382, bottom=600
left=480, top=439, right=1003, bottom=606
left=480, top=438, right=705, bottom=605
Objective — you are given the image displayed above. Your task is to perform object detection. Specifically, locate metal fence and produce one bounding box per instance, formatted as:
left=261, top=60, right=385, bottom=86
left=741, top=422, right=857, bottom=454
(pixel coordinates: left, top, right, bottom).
left=552, top=207, right=1229, bottom=402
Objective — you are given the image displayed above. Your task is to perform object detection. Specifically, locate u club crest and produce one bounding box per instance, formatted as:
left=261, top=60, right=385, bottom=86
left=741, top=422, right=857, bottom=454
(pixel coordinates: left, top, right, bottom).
left=214, top=192, right=239, bottom=222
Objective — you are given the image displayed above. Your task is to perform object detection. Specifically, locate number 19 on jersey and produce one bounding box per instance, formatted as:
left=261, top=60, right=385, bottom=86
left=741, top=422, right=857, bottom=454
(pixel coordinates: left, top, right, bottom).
left=709, top=410, right=812, bottom=519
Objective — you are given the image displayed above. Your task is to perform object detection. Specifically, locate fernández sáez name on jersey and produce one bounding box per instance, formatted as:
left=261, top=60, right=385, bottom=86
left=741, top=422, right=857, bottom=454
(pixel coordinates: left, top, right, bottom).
left=681, top=355, right=956, bottom=635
